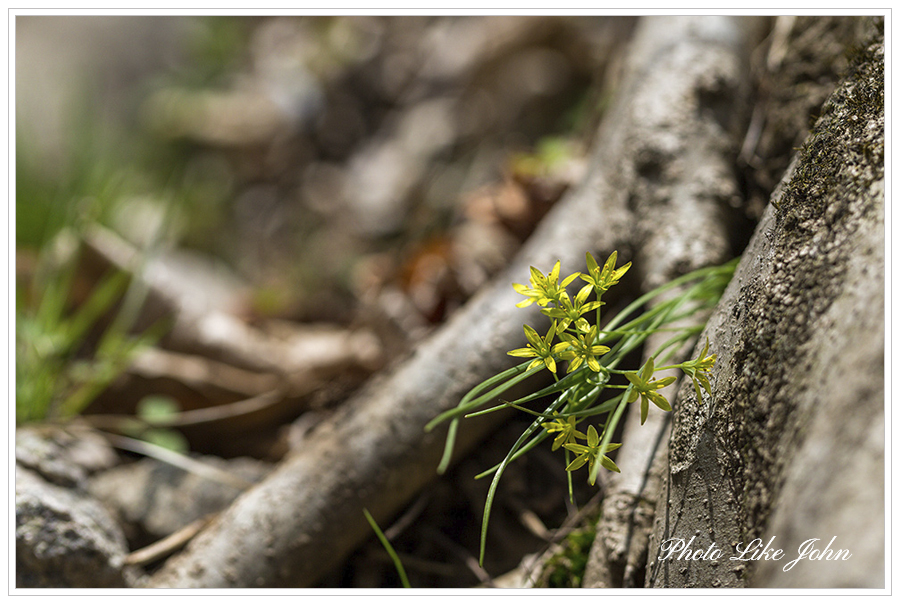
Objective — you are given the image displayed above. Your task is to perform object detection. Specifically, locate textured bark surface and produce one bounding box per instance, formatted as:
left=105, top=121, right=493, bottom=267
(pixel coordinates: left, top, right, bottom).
left=646, top=17, right=884, bottom=589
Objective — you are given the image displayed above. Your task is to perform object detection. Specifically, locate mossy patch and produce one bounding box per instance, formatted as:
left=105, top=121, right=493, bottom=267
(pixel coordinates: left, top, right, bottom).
left=534, top=517, right=599, bottom=588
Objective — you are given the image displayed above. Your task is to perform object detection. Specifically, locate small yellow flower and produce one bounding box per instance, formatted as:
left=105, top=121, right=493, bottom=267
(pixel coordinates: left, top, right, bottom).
left=581, top=251, right=631, bottom=294
left=508, top=322, right=569, bottom=374
left=512, top=261, right=579, bottom=308
left=557, top=325, right=610, bottom=373
left=563, top=425, right=622, bottom=484
left=512, top=282, right=545, bottom=308
left=681, top=339, right=716, bottom=403
left=541, top=415, right=587, bottom=451
left=624, top=357, right=676, bottom=425
left=541, top=283, right=603, bottom=332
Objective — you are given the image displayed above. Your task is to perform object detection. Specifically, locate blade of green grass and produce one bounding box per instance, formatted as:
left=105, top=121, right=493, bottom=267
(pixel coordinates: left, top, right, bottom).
left=363, top=508, right=411, bottom=588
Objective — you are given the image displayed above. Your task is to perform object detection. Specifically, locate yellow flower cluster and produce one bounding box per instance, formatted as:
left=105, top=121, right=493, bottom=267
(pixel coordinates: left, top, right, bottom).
left=508, top=252, right=625, bottom=375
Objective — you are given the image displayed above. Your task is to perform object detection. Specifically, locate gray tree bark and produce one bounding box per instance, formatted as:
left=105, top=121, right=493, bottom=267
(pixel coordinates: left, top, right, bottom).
left=646, top=16, right=884, bottom=589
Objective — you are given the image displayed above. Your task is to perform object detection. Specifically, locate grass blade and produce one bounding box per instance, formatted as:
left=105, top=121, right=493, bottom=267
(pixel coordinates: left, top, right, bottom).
left=363, top=508, right=411, bottom=588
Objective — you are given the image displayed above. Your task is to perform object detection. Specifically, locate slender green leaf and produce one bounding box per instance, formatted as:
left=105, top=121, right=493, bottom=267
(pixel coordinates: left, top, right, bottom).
left=363, top=509, right=411, bottom=588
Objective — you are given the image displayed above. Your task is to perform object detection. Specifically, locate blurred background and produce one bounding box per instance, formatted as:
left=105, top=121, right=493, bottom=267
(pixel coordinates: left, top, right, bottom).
left=16, top=15, right=642, bottom=587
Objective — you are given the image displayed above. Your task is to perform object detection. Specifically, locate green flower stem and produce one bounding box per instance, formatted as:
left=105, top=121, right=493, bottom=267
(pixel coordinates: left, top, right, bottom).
left=558, top=393, right=623, bottom=418
left=596, top=312, right=667, bottom=370
left=427, top=361, right=540, bottom=430
left=468, top=397, right=567, bottom=420
left=565, top=447, right=575, bottom=503
left=594, top=327, right=681, bottom=340
left=595, top=305, right=602, bottom=336
left=600, top=293, right=691, bottom=343
left=474, top=432, right=550, bottom=480
left=647, top=328, right=703, bottom=366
